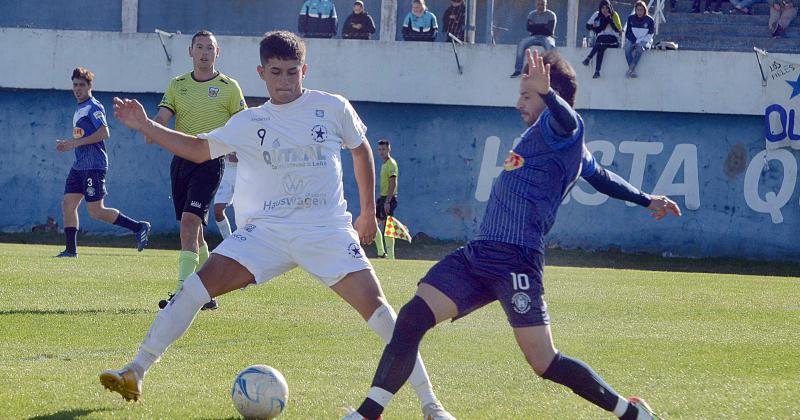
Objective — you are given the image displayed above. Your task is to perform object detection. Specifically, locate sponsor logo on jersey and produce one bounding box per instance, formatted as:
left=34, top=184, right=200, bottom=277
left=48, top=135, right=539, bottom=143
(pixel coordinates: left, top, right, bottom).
left=208, top=87, right=220, bottom=98
left=503, top=151, right=525, bottom=171
left=311, top=125, right=328, bottom=143
left=190, top=201, right=201, bottom=208
left=179, top=87, right=188, bottom=95
left=262, top=195, right=328, bottom=211
left=231, top=233, right=247, bottom=241
left=511, top=292, right=532, bottom=314
left=262, top=145, right=327, bottom=170
left=347, top=242, right=363, bottom=258
left=239, top=99, right=245, bottom=108
left=244, top=224, right=256, bottom=232
left=73, top=127, right=85, bottom=139
left=281, top=173, right=307, bottom=196
left=315, top=109, right=325, bottom=118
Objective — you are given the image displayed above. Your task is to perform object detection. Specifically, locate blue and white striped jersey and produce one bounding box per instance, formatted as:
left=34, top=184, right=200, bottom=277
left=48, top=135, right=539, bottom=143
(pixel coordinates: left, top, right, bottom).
left=71, top=97, right=108, bottom=170
left=476, top=109, right=585, bottom=252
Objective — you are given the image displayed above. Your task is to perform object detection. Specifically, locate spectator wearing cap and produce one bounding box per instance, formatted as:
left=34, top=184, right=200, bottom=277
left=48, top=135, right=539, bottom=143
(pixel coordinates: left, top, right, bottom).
left=768, top=0, right=796, bottom=37
left=298, top=0, right=338, bottom=39
left=441, top=0, right=466, bottom=41
left=343, top=1, right=377, bottom=40
left=402, top=0, right=438, bottom=42
left=510, top=0, right=557, bottom=78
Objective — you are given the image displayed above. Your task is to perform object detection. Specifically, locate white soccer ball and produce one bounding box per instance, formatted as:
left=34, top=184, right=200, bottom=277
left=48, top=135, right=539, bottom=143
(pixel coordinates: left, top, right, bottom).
left=231, top=365, right=288, bottom=419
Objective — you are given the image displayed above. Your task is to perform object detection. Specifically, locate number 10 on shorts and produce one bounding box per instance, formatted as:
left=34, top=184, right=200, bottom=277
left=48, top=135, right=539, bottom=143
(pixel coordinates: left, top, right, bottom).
left=511, top=272, right=530, bottom=290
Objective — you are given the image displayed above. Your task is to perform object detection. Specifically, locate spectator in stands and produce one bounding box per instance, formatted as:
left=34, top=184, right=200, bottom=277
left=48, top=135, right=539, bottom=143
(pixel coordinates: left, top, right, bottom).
left=441, top=0, right=466, bottom=42
left=624, top=1, right=655, bottom=78
left=582, top=0, right=622, bottom=79
left=403, top=0, right=438, bottom=41
left=729, top=0, right=766, bottom=14
left=298, top=0, right=338, bottom=39
left=510, top=0, right=558, bottom=78
left=693, top=0, right=723, bottom=13
left=343, top=1, right=377, bottom=40
left=768, top=0, right=796, bottom=37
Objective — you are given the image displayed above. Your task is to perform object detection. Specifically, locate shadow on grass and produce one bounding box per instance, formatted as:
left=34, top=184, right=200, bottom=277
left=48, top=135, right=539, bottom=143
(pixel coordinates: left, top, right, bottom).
left=0, top=308, right=148, bottom=316
left=28, top=407, right=113, bottom=419
left=4, top=232, right=800, bottom=278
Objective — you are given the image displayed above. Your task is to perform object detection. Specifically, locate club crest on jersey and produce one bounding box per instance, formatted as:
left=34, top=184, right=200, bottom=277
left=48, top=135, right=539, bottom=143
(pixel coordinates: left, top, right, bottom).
left=503, top=151, right=525, bottom=171
left=311, top=125, right=328, bottom=143
left=208, top=86, right=220, bottom=98
left=73, top=127, right=85, bottom=139
left=315, top=109, right=325, bottom=118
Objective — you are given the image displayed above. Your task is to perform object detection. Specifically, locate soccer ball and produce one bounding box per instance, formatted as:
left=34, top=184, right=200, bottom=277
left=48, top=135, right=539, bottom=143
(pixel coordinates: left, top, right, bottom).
left=231, top=365, right=288, bottom=419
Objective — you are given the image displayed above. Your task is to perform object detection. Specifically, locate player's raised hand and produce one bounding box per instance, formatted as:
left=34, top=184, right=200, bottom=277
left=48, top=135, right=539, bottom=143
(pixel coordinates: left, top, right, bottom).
left=353, top=214, right=377, bottom=245
left=521, top=48, right=550, bottom=96
left=647, top=195, right=682, bottom=220
left=113, top=97, right=150, bottom=132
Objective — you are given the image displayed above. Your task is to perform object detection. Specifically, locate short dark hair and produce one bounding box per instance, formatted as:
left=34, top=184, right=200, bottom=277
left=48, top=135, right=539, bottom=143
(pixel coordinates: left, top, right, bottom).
left=377, top=139, right=391, bottom=146
left=191, top=30, right=216, bottom=47
left=541, top=51, right=577, bottom=107
left=71, top=67, right=94, bottom=84
left=260, top=31, right=306, bottom=64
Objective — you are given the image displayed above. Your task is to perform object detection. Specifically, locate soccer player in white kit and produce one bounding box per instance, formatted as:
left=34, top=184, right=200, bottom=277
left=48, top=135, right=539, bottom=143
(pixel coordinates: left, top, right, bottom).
left=100, top=31, right=454, bottom=420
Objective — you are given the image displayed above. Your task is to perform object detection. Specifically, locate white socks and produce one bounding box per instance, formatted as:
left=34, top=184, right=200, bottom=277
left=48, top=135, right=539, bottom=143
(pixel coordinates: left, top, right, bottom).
left=216, top=216, right=232, bottom=239
left=134, top=273, right=211, bottom=374
left=613, top=397, right=630, bottom=417
left=366, top=304, right=439, bottom=408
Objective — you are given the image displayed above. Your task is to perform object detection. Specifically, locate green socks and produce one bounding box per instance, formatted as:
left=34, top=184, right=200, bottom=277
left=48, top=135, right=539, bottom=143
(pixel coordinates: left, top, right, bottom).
left=176, top=250, right=199, bottom=291
left=385, top=236, right=395, bottom=260
left=374, top=230, right=386, bottom=257
left=198, top=243, right=209, bottom=269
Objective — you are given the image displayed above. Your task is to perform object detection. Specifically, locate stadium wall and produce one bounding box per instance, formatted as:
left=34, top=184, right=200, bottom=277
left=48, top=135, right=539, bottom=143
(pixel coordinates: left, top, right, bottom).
left=1, top=89, right=798, bottom=260
left=1, top=28, right=798, bottom=260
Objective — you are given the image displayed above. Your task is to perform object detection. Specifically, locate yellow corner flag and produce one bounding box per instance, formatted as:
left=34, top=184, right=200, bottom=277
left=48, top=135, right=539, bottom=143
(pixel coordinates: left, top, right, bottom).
left=385, top=216, right=412, bottom=243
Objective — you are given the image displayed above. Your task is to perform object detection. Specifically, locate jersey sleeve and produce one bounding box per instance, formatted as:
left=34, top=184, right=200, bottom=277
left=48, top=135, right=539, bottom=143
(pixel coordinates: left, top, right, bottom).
left=386, top=159, right=398, bottom=177
left=197, top=114, right=243, bottom=158
left=580, top=145, right=598, bottom=178
left=228, top=80, right=247, bottom=117
left=159, top=79, right=177, bottom=113
left=340, top=99, right=367, bottom=149
left=90, top=104, right=108, bottom=128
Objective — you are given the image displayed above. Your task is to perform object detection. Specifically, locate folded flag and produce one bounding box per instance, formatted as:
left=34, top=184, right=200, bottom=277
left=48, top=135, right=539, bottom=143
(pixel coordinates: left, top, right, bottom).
left=385, top=216, right=412, bottom=243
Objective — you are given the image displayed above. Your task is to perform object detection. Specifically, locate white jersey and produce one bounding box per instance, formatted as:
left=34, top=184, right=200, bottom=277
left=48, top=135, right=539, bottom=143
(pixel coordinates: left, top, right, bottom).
left=199, top=89, right=367, bottom=225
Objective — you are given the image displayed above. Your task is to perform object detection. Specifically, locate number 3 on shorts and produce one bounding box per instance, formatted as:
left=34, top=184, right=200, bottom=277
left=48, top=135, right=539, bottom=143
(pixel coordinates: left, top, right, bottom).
left=86, top=178, right=93, bottom=187
left=511, top=272, right=530, bottom=290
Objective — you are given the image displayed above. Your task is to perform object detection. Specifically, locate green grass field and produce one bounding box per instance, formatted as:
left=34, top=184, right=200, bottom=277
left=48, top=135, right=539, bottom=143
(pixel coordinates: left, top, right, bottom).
left=1, top=243, right=798, bottom=419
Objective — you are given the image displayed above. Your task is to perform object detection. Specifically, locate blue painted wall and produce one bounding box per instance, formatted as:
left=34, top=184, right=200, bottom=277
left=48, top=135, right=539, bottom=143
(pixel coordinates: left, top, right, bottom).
left=2, top=88, right=798, bottom=260
left=0, top=0, right=122, bottom=31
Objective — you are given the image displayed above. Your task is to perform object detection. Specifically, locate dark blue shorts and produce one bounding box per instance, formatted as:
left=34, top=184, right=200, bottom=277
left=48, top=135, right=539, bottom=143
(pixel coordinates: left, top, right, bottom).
left=64, top=168, right=107, bottom=202
left=421, top=240, right=549, bottom=328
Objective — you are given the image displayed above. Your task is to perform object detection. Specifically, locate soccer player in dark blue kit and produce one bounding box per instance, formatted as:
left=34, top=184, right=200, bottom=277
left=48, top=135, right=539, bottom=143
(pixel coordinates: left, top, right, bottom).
left=55, top=67, right=151, bottom=257
left=342, top=50, right=680, bottom=420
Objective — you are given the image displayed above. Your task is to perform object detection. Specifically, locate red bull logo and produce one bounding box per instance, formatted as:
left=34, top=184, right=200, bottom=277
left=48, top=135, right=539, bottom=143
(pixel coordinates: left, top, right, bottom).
left=72, top=127, right=84, bottom=139
left=503, top=151, right=524, bottom=171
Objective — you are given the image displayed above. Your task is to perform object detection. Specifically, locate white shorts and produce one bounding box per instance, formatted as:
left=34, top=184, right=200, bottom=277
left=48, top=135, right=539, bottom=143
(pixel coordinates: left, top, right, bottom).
left=212, top=219, right=373, bottom=287
left=214, top=164, right=236, bottom=205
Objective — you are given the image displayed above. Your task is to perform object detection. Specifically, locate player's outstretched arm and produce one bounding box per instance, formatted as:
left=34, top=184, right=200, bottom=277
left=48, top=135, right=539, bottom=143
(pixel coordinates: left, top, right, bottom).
left=350, top=140, right=378, bottom=244
left=113, top=97, right=211, bottom=163
left=582, top=163, right=681, bottom=220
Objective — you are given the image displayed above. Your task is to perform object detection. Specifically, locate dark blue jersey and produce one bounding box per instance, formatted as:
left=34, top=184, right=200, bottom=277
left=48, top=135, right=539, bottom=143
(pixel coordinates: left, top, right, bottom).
left=477, top=108, right=584, bottom=252
left=71, top=97, right=108, bottom=170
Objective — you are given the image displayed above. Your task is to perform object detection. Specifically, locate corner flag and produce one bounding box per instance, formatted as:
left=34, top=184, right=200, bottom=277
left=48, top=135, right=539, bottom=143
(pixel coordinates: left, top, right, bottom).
left=385, top=216, right=412, bottom=243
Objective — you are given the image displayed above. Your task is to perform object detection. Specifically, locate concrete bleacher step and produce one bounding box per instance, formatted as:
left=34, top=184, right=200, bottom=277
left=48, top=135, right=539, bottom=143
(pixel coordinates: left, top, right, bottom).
left=659, top=21, right=800, bottom=38
left=665, top=11, right=770, bottom=25
left=659, top=34, right=800, bottom=53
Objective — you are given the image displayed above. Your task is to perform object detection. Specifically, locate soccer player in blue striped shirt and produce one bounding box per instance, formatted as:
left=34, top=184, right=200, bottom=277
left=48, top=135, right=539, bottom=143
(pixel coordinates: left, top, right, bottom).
left=343, top=50, right=680, bottom=420
left=55, top=67, right=150, bottom=257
